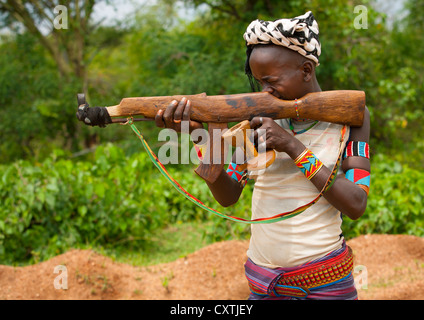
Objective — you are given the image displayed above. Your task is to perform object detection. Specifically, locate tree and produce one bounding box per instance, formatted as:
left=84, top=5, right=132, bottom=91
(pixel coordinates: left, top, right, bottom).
left=181, top=0, right=294, bottom=22
left=0, top=0, right=99, bottom=93
left=0, top=1, right=135, bottom=158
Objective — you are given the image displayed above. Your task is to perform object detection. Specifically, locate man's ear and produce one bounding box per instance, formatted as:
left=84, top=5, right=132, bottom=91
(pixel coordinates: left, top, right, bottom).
left=302, top=60, right=314, bottom=82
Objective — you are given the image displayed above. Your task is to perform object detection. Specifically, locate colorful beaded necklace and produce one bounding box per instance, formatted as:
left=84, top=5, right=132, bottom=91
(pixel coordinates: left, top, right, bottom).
left=289, top=118, right=318, bottom=135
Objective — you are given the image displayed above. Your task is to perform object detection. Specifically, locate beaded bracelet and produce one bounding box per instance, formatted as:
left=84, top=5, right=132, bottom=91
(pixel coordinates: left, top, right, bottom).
left=294, top=98, right=300, bottom=119
left=294, top=148, right=324, bottom=180
left=226, top=162, right=249, bottom=186
left=343, top=141, right=370, bottom=159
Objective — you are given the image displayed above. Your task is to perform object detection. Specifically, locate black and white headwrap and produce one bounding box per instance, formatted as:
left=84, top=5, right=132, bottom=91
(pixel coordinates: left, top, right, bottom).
left=243, top=11, right=321, bottom=66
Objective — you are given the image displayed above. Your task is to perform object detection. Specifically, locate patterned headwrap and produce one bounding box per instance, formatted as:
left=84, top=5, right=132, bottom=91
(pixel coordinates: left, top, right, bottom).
left=243, top=11, right=321, bottom=66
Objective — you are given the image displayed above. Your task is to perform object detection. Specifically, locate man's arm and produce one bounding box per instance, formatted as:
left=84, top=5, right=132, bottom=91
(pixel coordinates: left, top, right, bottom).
left=324, top=106, right=371, bottom=220
left=285, top=108, right=371, bottom=220
left=204, top=147, right=247, bottom=207
left=250, top=107, right=371, bottom=220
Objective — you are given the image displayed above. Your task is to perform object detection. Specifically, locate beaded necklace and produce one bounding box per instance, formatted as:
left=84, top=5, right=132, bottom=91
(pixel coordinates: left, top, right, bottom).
left=289, top=118, right=318, bottom=135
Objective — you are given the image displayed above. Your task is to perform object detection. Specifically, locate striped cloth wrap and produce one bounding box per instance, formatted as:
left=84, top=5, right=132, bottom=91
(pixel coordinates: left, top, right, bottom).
left=245, top=242, right=358, bottom=300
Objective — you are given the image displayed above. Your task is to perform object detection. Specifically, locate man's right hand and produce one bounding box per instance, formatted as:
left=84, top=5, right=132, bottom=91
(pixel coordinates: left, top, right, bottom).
left=154, top=97, right=204, bottom=134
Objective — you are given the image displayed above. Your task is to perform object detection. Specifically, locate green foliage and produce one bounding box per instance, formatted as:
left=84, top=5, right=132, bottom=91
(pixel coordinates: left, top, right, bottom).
left=0, top=33, right=58, bottom=162
left=0, top=143, right=249, bottom=265
left=343, top=154, right=424, bottom=239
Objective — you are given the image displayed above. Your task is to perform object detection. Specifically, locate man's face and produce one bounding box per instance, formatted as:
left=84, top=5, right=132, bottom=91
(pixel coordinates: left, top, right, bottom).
left=249, top=45, right=310, bottom=100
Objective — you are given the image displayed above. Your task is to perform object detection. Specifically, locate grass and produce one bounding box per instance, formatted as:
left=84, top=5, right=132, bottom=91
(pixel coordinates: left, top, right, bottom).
left=97, top=220, right=218, bottom=266
left=8, top=218, right=245, bottom=268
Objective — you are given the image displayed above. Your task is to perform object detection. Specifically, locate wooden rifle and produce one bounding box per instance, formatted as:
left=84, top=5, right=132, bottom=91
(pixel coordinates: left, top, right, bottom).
left=76, top=90, right=365, bottom=183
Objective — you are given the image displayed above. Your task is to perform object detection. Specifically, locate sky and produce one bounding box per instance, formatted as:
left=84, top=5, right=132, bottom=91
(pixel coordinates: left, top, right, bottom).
left=91, top=0, right=201, bottom=26
left=92, top=0, right=408, bottom=28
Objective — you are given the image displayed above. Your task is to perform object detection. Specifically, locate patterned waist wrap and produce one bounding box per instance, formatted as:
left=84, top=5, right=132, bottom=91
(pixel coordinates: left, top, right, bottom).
left=245, top=242, right=357, bottom=300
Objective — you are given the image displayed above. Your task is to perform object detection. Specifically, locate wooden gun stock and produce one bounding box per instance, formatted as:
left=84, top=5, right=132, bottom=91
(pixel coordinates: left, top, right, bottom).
left=77, top=90, right=366, bottom=183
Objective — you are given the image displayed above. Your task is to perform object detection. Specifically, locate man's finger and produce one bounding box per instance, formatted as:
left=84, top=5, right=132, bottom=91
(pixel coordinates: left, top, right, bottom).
left=182, top=99, right=191, bottom=121
left=155, top=109, right=165, bottom=128
left=173, top=97, right=187, bottom=123
left=250, top=116, right=264, bottom=129
left=163, top=100, right=178, bottom=127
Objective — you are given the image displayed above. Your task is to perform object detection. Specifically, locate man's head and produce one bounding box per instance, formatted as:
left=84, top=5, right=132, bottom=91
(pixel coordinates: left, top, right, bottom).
left=243, top=11, right=321, bottom=99
left=247, top=44, right=317, bottom=100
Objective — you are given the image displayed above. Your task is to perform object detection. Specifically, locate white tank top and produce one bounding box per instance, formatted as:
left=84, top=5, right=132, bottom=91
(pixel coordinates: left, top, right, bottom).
left=247, top=119, right=350, bottom=268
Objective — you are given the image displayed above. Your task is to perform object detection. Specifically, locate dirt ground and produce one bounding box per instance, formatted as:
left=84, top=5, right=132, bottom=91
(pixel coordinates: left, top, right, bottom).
left=0, top=234, right=423, bottom=300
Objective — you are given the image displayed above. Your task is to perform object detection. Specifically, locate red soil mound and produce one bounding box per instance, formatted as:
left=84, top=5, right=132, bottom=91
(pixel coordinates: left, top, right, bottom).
left=0, top=234, right=423, bottom=300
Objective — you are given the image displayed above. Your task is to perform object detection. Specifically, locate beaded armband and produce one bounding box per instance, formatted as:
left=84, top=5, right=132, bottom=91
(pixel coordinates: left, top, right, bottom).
left=226, top=162, right=249, bottom=187
left=345, top=168, right=371, bottom=195
left=343, top=141, right=370, bottom=159
left=294, top=148, right=324, bottom=180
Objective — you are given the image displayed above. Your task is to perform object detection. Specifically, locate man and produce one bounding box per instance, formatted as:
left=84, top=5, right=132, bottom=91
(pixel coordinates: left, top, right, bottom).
left=155, top=11, right=370, bottom=300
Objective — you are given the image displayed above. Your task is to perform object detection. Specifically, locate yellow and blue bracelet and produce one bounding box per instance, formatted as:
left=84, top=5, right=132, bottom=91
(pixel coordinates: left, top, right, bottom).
left=294, top=148, right=324, bottom=180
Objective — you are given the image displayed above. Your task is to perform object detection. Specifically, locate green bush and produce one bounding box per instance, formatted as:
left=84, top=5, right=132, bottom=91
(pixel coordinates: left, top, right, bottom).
left=342, top=154, right=424, bottom=239
left=0, top=143, right=226, bottom=265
